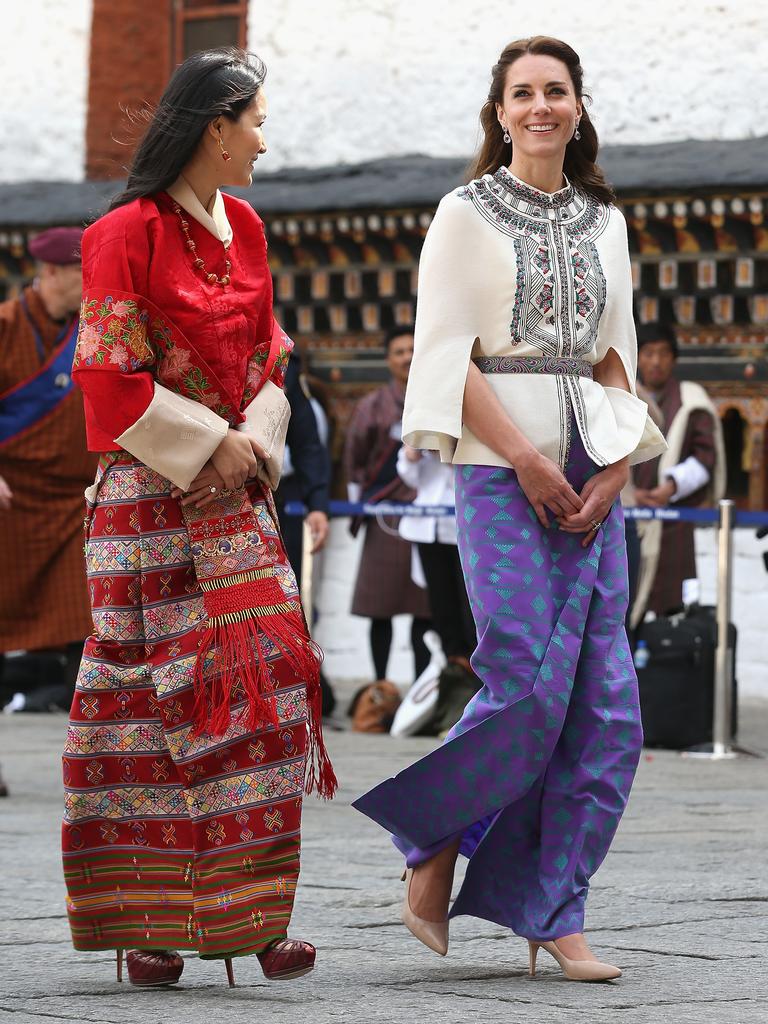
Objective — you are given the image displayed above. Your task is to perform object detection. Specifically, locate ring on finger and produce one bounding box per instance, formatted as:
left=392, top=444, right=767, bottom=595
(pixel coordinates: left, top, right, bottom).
left=590, top=518, right=603, bottom=531
left=209, top=485, right=217, bottom=494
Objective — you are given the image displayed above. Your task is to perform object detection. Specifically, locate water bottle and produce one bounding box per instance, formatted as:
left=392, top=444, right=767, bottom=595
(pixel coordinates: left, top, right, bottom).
left=633, top=640, right=650, bottom=670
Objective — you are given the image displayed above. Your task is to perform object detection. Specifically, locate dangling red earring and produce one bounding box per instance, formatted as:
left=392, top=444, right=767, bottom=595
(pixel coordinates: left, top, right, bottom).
left=218, top=134, right=231, bottom=162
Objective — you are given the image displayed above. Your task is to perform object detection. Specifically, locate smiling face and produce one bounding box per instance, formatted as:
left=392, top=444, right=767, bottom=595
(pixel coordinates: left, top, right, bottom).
left=212, top=90, right=268, bottom=187
left=495, top=53, right=582, bottom=165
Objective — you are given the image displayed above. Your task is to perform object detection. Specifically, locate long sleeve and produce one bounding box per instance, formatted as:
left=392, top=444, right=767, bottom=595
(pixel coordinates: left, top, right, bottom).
left=74, top=218, right=156, bottom=441
left=594, top=211, right=667, bottom=466
left=663, top=409, right=716, bottom=503
left=73, top=205, right=229, bottom=490
left=402, top=194, right=490, bottom=459
left=665, top=455, right=711, bottom=502
left=343, top=392, right=380, bottom=488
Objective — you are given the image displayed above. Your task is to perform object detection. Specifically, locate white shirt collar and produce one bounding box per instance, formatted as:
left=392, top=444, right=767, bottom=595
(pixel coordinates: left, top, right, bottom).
left=166, top=175, right=233, bottom=249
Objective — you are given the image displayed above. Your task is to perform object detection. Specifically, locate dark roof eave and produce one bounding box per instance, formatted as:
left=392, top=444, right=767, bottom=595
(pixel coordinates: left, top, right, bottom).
left=1, top=137, right=767, bottom=226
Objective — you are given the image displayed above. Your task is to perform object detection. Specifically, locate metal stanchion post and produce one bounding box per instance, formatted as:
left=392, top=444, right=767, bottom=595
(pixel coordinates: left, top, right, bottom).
left=684, top=499, right=738, bottom=760
left=712, top=499, right=736, bottom=758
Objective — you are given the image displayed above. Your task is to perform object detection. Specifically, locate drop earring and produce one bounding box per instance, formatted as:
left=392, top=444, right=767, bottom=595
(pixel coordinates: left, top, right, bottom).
left=501, top=124, right=511, bottom=144
left=574, top=120, right=581, bottom=141
left=217, top=133, right=231, bottom=162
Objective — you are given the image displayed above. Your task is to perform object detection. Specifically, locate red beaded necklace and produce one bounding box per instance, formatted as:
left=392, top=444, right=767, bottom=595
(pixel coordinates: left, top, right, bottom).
left=172, top=201, right=231, bottom=286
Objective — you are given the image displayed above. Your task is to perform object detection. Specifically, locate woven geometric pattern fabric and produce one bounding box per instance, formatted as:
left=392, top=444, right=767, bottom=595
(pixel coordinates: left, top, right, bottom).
left=460, top=169, right=610, bottom=359
left=354, top=425, right=642, bottom=941
left=63, top=459, right=309, bottom=957
left=66, top=721, right=168, bottom=756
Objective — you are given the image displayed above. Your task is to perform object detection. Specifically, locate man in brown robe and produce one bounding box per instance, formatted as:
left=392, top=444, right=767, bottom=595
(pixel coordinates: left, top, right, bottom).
left=632, top=322, right=725, bottom=621
left=0, top=227, right=97, bottom=708
left=344, top=326, right=432, bottom=681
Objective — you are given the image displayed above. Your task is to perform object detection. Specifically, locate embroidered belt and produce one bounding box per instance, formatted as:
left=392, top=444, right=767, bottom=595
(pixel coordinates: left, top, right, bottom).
left=473, top=355, right=594, bottom=379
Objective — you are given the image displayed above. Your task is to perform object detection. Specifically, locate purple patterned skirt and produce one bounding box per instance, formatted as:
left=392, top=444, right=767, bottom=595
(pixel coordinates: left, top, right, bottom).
left=353, top=426, right=642, bottom=940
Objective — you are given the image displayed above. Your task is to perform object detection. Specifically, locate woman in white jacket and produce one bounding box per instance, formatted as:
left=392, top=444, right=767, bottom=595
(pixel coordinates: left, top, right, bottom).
left=355, top=35, right=665, bottom=982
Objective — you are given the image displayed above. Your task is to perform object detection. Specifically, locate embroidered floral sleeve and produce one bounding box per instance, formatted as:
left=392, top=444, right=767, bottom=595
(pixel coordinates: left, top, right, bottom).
left=76, top=288, right=238, bottom=423
left=241, top=319, right=293, bottom=408
left=75, top=295, right=156, bottom=372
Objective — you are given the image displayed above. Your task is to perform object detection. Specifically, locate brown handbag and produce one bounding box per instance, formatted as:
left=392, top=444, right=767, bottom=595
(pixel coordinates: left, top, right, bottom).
left=348, top=680, right=402, bottom=733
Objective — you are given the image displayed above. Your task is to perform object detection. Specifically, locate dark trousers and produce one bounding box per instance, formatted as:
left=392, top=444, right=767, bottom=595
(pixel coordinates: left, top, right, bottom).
left=370, top=617, right=431, bottom=681
left=275, top=476, right=304, bottom=588
left=0, top=642, right=83, bottom=710
left=625, top=516, right=640, bottom=645
left=274, top=479, right=336, bottom=715
left=417, top=541, right=477, bottom=659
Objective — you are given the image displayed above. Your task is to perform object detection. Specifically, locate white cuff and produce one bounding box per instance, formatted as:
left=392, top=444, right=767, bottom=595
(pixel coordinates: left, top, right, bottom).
left=396, top=447, right=420, bottom=490
left=236, top=379, right=290, bottom=490
left=664, top=456, right=711, bottom=502
left=115, top=383, right=229, bottom=490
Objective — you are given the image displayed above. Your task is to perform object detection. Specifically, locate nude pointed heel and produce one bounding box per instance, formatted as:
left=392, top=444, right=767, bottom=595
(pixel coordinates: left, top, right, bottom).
left=528, top=940, right=538, bottom=977
left=116, top=948, right=123, bottom=983
left=224, top=958, right=236, bottom=987
left=527, top=939, right=621, bottom=982
left=401, top=868, right=449, bottom=956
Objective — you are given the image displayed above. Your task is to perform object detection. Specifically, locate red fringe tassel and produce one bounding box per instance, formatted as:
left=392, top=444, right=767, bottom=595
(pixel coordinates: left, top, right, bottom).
left=192, top=605, right=337, bottom=800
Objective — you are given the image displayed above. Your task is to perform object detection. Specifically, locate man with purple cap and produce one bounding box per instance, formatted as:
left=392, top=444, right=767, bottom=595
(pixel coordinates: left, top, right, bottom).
left=0, top=226, right=97, bottom=718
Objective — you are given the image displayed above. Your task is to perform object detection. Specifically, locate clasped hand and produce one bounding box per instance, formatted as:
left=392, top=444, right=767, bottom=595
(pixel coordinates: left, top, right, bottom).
left=170, top=430, right=268, bottom=508
left=556, top=460, right=628, bottom=547
left=634, top=479, right=676, bottom=508
left=516, top=451, right=628, bottom=548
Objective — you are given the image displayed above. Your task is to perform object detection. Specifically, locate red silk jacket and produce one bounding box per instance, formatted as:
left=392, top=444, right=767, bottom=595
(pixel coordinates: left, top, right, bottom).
left=73, top=191, right=290, bottom=450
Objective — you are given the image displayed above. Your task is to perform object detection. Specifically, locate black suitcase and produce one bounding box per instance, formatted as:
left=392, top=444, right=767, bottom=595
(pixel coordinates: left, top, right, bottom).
left=635, top=606, right=737, bottom=749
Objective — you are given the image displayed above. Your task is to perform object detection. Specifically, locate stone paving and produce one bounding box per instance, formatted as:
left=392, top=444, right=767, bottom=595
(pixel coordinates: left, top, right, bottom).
left=1, top=687, right=767, bottom=1024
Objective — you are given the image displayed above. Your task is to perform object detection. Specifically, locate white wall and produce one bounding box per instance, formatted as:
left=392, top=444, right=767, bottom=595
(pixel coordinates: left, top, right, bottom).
left=2, top=0, right=765, bottom=183
left=695, top=527, right=767, bottom=701
left=253, top=0, right=768, bottom=172
left=0, top=1, right=92, bottom=183
left=315, top=520, right=768, bottom=701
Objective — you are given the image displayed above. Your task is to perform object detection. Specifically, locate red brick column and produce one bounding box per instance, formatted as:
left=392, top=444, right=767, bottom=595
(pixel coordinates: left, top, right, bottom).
left=85, top=0, right=172, bottom=179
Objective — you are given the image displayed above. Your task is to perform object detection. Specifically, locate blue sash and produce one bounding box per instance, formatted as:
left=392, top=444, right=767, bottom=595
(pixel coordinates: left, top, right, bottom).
left=0, top=302, right=79, bottom=446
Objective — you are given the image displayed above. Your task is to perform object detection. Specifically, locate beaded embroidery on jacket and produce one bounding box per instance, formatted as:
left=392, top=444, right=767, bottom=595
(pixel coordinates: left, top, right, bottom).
left=458, top=167, right=612, bottom=466
left=459, top=167, right=610, bottom=359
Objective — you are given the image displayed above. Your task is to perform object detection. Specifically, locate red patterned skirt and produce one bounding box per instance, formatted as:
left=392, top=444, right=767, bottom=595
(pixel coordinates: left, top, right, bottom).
left=62, top=457, right=310, bottom=957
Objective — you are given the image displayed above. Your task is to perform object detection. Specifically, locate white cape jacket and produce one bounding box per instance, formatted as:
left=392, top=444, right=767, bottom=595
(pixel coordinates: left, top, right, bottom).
left=403, top=168, right=667, bottom=469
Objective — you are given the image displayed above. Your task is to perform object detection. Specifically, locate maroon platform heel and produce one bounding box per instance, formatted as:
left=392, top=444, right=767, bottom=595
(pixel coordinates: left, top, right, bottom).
left=116, top=949, right=184, bottom=986
left=223, top=938, right=316, bottom=986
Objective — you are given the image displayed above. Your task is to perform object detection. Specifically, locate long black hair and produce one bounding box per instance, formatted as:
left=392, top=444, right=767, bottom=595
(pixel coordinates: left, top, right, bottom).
left=109, top=47, right=267, bottom=211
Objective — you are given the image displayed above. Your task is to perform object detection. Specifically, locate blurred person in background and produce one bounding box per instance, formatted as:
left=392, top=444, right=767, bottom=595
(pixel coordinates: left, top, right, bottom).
left=275, top=349, right=336, bottom=715
left=621, top=380, right=663, bottom=639
left=0, top=227, right=97, bottom=715
left=397, top=444, right=478, bottom=729
left=275, top=350, right=331, bottom=586
left=344, top=326, right=431, bottom=681
left=631, top=322, right=725, bottom=627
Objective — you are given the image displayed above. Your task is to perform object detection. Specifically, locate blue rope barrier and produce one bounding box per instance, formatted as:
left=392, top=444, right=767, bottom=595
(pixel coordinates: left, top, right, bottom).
left=284, top=500, right=768, bottom=527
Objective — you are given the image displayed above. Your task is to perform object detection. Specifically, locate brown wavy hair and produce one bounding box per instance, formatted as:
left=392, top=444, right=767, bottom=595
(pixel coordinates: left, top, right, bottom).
left=467, top=36, right=615, bottom=206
